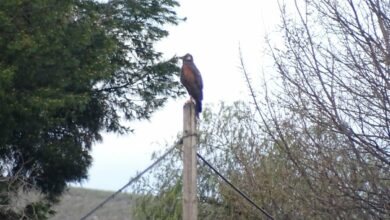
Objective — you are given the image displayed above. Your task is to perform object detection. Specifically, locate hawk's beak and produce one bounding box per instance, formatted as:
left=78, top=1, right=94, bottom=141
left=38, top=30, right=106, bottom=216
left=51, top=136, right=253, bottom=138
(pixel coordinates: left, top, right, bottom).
left=178, top=55, right=184, bottom=60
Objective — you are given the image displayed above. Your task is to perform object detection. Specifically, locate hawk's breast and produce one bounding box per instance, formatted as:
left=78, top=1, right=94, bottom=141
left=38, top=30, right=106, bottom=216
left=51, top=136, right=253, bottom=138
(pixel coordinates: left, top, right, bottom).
left=182, top=64, right=196, bottom=85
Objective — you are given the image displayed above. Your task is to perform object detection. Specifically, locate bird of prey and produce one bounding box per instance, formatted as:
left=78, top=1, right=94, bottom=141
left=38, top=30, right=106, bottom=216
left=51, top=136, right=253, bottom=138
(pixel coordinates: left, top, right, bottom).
left=180, top=53, right=203, bottom=117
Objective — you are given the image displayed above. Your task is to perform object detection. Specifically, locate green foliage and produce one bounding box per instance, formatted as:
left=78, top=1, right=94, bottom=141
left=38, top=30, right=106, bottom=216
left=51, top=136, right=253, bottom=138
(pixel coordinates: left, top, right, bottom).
left=133, top=181, right=182, bottom=220
left=0, top=0, right=182, bottom=218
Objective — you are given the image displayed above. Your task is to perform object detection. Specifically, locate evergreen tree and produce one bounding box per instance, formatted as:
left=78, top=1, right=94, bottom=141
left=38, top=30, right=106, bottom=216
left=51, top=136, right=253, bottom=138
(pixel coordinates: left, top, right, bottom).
left=0, top=0, right=183, bottom=218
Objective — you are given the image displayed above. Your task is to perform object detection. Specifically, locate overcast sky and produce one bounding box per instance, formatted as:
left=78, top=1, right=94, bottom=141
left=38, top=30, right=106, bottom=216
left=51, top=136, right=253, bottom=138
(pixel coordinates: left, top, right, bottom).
left=76, top=0, right=281, bottom=191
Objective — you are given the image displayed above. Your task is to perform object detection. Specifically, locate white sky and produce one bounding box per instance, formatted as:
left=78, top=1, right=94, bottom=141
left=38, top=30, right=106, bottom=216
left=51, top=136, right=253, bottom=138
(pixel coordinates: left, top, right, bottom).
left=76, top=0, right=280, bottom=191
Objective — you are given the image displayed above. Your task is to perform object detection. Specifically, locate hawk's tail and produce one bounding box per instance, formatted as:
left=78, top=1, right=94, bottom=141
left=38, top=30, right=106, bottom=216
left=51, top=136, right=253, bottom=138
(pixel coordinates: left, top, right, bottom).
left=196, top=100, right=202, bottom=118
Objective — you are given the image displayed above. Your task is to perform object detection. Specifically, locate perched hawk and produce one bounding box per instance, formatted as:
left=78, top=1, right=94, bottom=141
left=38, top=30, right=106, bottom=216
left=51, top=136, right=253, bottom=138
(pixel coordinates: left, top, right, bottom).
left=180, top=53, right=203, bottom=117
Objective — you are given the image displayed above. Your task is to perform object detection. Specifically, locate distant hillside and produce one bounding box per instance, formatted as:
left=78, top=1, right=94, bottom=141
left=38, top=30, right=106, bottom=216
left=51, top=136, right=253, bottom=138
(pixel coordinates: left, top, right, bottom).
left=49, top=187, right=135, bottom=220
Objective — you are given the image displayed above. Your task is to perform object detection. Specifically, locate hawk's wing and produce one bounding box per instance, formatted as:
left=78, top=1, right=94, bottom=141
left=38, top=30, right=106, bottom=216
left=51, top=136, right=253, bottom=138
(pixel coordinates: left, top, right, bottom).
left=190, top=63, right=203, bottom=100
left=181, top=63, right=203, bottom=102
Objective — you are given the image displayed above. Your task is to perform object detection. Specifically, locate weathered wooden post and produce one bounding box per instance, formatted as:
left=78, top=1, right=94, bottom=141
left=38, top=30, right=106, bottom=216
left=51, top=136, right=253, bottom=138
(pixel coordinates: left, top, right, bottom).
left=182, top=101, right=197, bottom=220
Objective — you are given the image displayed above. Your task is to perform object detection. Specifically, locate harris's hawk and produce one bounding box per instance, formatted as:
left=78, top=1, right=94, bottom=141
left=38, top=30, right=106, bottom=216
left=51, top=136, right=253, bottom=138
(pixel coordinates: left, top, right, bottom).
left=180, top=53, right=203, bottom=117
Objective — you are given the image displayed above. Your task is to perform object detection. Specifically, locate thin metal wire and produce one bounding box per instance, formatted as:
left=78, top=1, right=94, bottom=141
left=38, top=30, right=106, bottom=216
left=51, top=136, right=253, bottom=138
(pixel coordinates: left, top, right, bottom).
left=79, top=134, right=275, bottom=220
left=79, top=139, right=181, bottom=220
left=197, top=152, right=275, bottom=220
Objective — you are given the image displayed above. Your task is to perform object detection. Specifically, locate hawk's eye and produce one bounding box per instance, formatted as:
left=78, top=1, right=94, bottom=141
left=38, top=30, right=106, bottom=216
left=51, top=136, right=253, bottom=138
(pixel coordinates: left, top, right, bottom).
left=185, top=56, right=192, bottom=61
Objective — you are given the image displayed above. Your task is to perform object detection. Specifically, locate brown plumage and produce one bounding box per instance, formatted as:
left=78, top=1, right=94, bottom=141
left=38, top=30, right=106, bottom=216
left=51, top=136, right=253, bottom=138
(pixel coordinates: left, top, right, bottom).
left=180, top=53, right=203, bottom=117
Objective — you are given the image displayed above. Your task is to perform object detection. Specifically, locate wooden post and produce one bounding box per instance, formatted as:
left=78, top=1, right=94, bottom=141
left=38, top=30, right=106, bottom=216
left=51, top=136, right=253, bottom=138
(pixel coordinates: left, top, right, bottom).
left=182, top=101, right=197, bottom=220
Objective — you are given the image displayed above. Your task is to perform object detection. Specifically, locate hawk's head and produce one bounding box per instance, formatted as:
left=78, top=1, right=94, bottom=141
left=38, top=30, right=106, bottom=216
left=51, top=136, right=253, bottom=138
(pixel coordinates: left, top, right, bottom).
left=180, top=53, right=193, bottom=62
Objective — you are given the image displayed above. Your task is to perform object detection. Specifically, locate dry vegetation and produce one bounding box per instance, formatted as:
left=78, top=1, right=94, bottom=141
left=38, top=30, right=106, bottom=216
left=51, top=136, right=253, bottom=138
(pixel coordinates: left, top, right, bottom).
left=49, top=188, right=135, bottom=220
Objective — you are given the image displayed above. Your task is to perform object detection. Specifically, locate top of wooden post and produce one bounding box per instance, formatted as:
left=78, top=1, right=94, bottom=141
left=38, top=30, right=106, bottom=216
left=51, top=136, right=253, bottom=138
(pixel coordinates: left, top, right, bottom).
left=183, top=101, right=196, bottom=117
left=183, top=101, right=196, bottom=128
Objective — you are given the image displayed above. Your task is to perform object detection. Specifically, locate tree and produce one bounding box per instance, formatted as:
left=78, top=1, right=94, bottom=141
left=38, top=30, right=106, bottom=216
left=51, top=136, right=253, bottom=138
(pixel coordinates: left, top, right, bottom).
left=0, top=0, right=183, bottom=218
left=244, top=0, right=389, bottom=218
left=131, top=100, right=388, bottom=219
